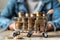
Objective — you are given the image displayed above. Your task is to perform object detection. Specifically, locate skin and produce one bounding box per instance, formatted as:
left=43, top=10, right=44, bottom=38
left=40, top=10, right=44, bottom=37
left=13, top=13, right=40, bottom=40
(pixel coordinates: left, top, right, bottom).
left=8, top=22, right=15, bottom=30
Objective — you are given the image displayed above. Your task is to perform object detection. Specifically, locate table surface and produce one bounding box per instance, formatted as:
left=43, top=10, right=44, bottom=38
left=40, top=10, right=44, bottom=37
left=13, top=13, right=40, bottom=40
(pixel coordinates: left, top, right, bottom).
left=0, top=30, right=60, bottom=40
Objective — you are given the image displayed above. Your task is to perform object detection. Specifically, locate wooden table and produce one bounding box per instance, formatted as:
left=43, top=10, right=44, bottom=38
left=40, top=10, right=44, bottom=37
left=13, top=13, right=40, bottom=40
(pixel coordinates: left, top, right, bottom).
left=0, top=30, right=60, bottom=40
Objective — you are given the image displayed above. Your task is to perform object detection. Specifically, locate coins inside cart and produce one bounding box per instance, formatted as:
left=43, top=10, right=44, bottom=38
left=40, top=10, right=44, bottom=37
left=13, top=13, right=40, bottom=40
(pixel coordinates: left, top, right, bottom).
left=15, top=21, right=23, bottom=29
left=18, top=12, right=25, bottom=17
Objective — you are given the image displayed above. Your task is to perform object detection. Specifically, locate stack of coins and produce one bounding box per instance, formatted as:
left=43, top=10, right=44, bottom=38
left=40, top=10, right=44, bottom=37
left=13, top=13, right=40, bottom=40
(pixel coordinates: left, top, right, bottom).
left=28, top=13, right=36, bottom=31
left=25, top=13, right=30, bottom=17
left=15, top=21, right=23, bottom=29
left=35, top=11, right=42, bottom=20
left=20, top=12, right=27, bottom=32
left=18, top=12, right=28, bottom=32
left=34, top=11, right=43, bottom=32
left=39, top=14, right=47, bottom=32
left=42, top=14, right=47, bottom=27
left=18, top=12, right=24, bottom=22
left=15, top=12, right=24, bottom=30
left=25, top=13, right=30, bottom=31
left=26, top=13, right=31, bottom=31
left=18, top=12, right=25, bottom=17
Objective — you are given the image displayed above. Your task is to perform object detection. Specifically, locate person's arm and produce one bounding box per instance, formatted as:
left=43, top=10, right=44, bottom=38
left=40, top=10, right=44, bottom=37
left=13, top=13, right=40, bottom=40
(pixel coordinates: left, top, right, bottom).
left=18, top=4, right=28, bottom=13
left=0, top=0, right=16, bottom=30
left=1, top=0, right=16, bottom=18
left=40, top=0, right=60, bottom=32
left=47, top=0, right=60, bottom=31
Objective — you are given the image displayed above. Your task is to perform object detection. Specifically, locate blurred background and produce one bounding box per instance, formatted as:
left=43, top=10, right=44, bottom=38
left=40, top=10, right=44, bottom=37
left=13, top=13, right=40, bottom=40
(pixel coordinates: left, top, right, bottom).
left=0, top=0, right=60, bottom=12
left=0, top=0, right=9, bottom=12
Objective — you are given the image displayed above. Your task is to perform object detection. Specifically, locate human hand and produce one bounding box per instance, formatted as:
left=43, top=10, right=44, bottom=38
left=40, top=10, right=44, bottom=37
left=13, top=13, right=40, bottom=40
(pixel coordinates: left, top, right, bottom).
left=8, top=22, right=22, bottom=30
left=47, top=9, right=54, bottom=14
left=8, top=22, right=15, bottom=30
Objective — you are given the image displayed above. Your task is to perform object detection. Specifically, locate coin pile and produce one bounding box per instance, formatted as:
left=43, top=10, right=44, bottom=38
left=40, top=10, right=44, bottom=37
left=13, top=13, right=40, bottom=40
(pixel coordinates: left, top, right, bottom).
left=15, top=11, right=47, bottom=32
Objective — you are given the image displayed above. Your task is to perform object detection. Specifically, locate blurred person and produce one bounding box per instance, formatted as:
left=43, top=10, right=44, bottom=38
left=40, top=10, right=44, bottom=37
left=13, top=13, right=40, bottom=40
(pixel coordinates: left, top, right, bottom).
left=0, top=0, right=60, bottom=33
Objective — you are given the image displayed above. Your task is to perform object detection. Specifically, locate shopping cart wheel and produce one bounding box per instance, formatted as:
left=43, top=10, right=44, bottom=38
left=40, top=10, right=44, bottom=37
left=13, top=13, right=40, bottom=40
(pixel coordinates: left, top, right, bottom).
left=42, top=32, right=48, bottom=38
left=13, top=30, right=20, bottom=37
left=27, top=32, right=32, bottom=37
